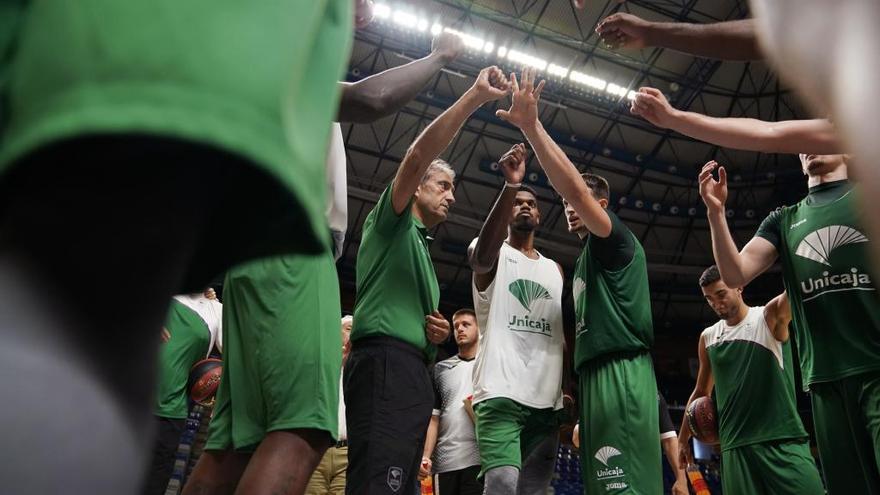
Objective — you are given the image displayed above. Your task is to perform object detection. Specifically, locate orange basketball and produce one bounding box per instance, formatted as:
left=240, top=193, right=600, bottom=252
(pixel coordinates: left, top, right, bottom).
left=188, top=358, right=222, bottom=407
left=686, top=396, right=719, bottom=445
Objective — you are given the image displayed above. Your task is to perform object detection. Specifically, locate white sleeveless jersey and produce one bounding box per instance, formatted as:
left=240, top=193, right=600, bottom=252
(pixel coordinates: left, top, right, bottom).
left=471, top=240, right=565, bottom=409
left=173, top=294, right=222, bottom=356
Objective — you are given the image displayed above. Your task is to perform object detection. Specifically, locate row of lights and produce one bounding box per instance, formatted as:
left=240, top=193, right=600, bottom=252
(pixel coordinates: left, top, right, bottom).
left=373, top=3, right=638, bottom=101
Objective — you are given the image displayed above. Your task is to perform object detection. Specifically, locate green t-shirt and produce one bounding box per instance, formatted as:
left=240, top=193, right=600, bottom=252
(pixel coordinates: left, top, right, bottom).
left=573, top=210, right=653, bottom=369
left=352, top=186, right=439, bottom=359
left=155, top=300, right=212, bottom=419
left=704, top=306, right=807, bottom=451
left=756, top=180, right=880, bottom=387
left=0, top=0, right=352, bottom=258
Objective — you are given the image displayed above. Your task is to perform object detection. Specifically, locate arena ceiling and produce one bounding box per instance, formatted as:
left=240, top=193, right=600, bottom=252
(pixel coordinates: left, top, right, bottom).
left=337, top=0, right=815, bottom=348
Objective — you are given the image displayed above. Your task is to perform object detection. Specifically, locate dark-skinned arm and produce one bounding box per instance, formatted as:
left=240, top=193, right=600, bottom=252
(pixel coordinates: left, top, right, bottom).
left=337, top=32, right=463, bottom=123
left=468, top=144, right=527, bottom=291
left=596, top=14, right=762, bottom=61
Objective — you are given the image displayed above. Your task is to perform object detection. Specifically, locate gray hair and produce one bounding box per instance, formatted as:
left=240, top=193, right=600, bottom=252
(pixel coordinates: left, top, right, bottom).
left=421, top=159, right=456, bottom=184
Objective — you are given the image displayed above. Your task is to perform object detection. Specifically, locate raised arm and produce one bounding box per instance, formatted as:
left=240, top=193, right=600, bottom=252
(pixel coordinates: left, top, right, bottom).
left=677, top=332, right=714, bottom=468
left=468, top=143, right=527, bottom=290
left=390, top=66, right=509, bottom=214
left=763, top=292, right=792, bottom=343
left=595, top=14, right=762, bottom=61
left=337, top=33, right=463, bottom=123
left=631, top=88, right=841, bottom=154
left=699, top=161, right=779, bottom=287
left=497, top=68, right=612, bottom=237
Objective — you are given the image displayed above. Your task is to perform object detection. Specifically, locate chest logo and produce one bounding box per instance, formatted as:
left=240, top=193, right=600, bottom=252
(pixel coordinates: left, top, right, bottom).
left=508, top=279, right=552, bottom=312
left=573, top=277, right=586, bottom=303
left=794, top=225, right=868, bottom=266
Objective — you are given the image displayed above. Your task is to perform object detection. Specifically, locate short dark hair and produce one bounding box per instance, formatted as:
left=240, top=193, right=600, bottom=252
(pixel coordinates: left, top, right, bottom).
left=581, top=173, right=610, bottom=201
left=452, top=308, right=476, bottom=321
left=699, top=265, right=722, bottom=287
left=518, top=184, right=538, bottom=198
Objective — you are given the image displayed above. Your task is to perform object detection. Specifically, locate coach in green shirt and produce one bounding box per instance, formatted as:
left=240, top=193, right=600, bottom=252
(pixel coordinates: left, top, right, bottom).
left=345, top=65, right=509, bottom=494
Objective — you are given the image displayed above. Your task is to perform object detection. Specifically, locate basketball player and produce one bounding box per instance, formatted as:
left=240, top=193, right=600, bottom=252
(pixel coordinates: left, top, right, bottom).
left=590, top=6, right=880, bottom=276
left=183, top=33, right=465, bottom=495
left=681, top=266, right=824, bottom=494
left=699, top=156, right=880, bottom=494
left=421, top=309, right=482, bottom=495
left=345, top=65, right=510, bottom=494
left=144, top=289, right=223, bottom=495
left=466, top=142, right=565, bottom=494
left=0, top=2, right=354, bottom=492
left=496, top=67, right=661, bottom=494
left=573, top=392, right=688, bottom=495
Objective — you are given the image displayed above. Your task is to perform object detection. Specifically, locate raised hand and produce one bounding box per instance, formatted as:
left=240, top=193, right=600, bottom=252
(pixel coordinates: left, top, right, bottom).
left=354, top=0, right=374, bottom=29
left=432, top=32, right=465, bottom=63
left=470, top=66, right=511, bottom=104
left=498, top=143, right=528, bottom=184
left=698, top=161, right=728, bottom=216
left=495, top=67, right=546, bottom=131
left=595, top=13, right=652, bottom=50
left=630, top=87, right=678, bottom=128
left=425, top=311, right=451, bottom=344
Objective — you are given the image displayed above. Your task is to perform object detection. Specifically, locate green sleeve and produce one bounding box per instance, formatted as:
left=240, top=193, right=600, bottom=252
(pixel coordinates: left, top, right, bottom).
left=367, top=184, right=412, bottom=236
left=755, top=208, right=783, bottom=249
left=590, top=209, right=636, bottom=271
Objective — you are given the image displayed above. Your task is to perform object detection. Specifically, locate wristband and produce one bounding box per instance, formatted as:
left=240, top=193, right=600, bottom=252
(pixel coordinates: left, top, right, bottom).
left=504, top=181, right=522, bottom=189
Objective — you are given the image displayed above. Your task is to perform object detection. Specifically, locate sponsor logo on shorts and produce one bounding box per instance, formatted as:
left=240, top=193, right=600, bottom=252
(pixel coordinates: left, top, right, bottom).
left=594, top=446, right=627, bottom=492
left=387, top=466, right=403, bottom=492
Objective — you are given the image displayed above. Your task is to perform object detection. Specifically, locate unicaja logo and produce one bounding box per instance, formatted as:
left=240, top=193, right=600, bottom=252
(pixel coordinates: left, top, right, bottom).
left=594, top=446, right=621, bottom=467
left=794, top=225, right=868, bottom=266
left=508, top=279, right=551, bottom=312
left=573, top=277, right=586, bottom=303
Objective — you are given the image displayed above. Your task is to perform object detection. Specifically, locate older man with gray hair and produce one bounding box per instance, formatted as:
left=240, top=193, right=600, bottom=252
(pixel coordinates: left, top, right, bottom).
left=345, top=65, right=511, bottom=494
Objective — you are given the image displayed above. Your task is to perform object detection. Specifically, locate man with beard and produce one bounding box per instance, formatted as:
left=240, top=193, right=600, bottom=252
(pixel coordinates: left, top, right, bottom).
left=699, top=155, right=880, bottom=493
left=421, top=309, right=482, bottom=495
left=496, top=67, right=661, bottom=494
left=467, top=143, right=565, bottom=494
left=680, top=266, right=824, bottom=494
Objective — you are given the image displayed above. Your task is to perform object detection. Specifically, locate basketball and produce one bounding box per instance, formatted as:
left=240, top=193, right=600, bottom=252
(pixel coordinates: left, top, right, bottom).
left=686, top=396, right=719, bottom=445
left=188, top=358, right=223, bottom=407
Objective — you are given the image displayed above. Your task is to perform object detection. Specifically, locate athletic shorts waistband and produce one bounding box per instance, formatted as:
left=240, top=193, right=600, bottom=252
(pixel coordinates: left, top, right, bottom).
left=352, top=336, right=427, bottom=363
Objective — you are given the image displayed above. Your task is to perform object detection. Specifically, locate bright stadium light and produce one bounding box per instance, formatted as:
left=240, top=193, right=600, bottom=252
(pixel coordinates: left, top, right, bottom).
left=506, top=49, right=548, bottom=70
left=547, top=63, right=569, bottom=78
left=393, top=10, right=418, bottom=28
left=370, top=4, right=643, bottom=107
left=569, top=71, right=607, bottom=91
left=374, top=3, right=392, bottom=18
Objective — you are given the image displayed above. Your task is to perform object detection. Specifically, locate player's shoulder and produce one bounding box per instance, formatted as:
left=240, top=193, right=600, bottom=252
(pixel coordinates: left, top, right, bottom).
left=701, top=321, right=722, bottom=344
left=434, top=355, right=462, bottom=372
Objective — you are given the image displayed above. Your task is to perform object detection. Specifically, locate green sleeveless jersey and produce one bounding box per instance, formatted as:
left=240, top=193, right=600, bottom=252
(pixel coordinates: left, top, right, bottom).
left=705, top=306, right=807, bottom=451
left=155, top=300, right=212, bottom=419
left=573, top=211, right=653, bottom=369
left=772, top=186, right=880, bottom=387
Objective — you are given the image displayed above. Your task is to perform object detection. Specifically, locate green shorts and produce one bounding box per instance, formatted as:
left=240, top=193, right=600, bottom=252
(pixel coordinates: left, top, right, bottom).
left=205, top=251, right=342, bottom=451
left=578, top=352, right=660, bottom=495
left=473, top=397, right=560, bottom=477
left=811, top=371, right=880, bottom=494
left=721, top=439, right=824, bottom=495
